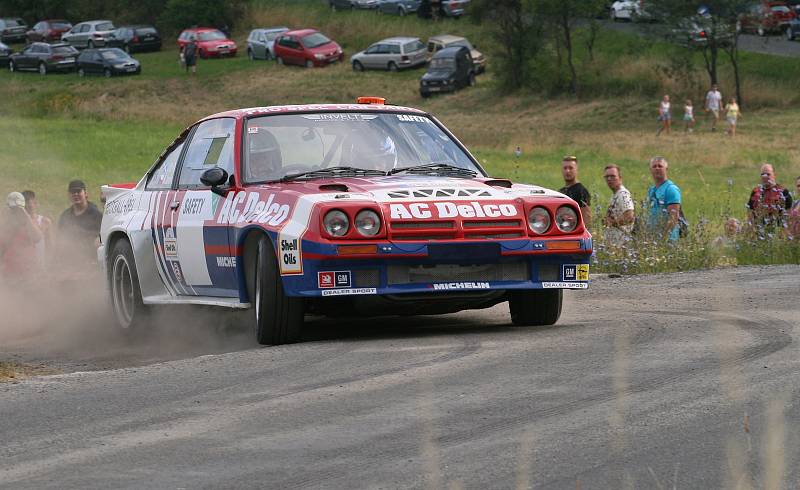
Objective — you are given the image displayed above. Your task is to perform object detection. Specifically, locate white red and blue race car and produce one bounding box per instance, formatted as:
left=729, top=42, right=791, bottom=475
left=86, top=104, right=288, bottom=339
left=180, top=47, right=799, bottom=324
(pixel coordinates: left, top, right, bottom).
left=99, top=97, right=592, bottom=345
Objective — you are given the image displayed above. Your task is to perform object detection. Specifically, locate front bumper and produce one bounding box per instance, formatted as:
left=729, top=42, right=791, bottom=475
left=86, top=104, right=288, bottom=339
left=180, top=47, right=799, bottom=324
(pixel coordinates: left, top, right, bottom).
left=279, top=238, right=592, bottom=297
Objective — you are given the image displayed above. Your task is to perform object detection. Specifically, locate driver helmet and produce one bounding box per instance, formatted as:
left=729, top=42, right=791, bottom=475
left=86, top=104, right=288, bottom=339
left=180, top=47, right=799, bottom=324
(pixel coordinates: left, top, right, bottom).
left=350, top=128, right=397, bottom=172
left=248, top=129, right=282, bottom=181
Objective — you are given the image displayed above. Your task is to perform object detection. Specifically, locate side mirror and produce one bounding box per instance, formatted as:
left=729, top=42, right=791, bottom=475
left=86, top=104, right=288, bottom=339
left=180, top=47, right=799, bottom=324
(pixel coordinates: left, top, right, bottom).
left=200, top=167, right=229, bottom=196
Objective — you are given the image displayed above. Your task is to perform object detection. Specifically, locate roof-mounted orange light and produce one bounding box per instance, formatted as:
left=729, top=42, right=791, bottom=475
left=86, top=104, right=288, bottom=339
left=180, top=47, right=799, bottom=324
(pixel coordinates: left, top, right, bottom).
left=356, top=96, right=386, bottom=105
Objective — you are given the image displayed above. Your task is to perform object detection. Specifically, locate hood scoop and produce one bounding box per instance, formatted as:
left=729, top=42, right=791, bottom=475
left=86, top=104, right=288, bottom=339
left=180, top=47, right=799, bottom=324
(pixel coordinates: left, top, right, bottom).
left=319, top=183, right=349, bottom=192
left=485, top=179, right=513, bottom=188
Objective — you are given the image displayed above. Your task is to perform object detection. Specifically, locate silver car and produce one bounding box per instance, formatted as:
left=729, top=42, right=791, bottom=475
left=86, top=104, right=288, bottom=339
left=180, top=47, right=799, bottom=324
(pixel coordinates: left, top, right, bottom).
left=247, top=27, right=289, bottom=60
left=377, top=0, right=421, bottom=16
left=350, top=37, right=427, bottom=72
left=61, top=20, right=115, bottom=49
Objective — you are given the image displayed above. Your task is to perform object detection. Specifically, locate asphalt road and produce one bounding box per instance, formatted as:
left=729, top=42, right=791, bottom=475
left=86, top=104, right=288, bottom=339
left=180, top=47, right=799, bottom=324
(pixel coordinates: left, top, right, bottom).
left=603, top=20, right=800, bottom=58
left=1, top=265, right=799, bottom=489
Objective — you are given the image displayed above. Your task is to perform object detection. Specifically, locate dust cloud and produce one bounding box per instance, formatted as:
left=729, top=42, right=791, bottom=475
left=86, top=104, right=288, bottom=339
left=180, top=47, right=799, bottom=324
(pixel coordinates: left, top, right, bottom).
left=0, top=267, right=256, bottom=374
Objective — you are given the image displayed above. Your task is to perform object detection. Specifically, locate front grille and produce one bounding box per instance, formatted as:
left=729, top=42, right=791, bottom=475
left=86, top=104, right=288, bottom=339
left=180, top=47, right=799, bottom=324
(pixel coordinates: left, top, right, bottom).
left=353, top=269, right=380, bottom=288
left=537, top=264, right=560, bottom=281
left=392, top=234, right=455, bottom=241
left=464, top=232, right=524, bottom=239
left=388, top=262, right=529, bottom=285
left=463, top=220, right=520, bottom=228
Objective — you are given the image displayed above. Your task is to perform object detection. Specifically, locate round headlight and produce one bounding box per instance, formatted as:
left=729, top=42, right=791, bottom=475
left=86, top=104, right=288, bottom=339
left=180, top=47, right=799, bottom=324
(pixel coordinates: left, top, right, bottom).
left=323, top=210, right=349, bottom=237
left=355, top=209, right=381, bottom=237
left=527, top=207, right=551, bottom=235
left=555, top=206, right=578, bottom=232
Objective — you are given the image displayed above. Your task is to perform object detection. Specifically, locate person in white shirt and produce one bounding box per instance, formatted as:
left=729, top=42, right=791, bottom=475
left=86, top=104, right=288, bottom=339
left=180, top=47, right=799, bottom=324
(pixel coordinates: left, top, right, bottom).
left=657, top=94, right=671, bottom=136
left=602, top=164, right=635, bottom=247
left=705, top=84, right=723, bottom=132
left=683, top=99, right=695, bottom=133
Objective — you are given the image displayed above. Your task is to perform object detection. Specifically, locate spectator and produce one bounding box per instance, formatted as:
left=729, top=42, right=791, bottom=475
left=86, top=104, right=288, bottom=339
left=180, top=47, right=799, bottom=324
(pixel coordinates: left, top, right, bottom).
left=182, top=38, right=198, bottom=75
left=705, top=83, right=723, bottom=132
left=58, top=180, right=103, bottom=265
left=712, top=217, right=741, bottom=248
left=747, top=163, right=792, bottom=236
left=0, top=192, right=42, bottom=282
left=646, top=156, right=683, bottom=242
left=602, top=164, right=635, bottom=247
left=656, top=94, right=671, bottom=136
left=724, top=97, right=741, bottom=137
left=683, top=99, right=695, bottom=133
left=788, top=176, right=800, bottom=239
left=559, top=156, right=591, bottom=228
left=21, top=190, right=52, bottom=269
left=514, top=146, right=522, bottom=159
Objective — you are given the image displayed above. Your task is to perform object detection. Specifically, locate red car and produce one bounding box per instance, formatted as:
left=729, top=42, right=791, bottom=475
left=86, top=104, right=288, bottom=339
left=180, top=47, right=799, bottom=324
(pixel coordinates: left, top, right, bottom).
left=26, top=20, right=72, bottom=43
left=738, top=1, right=797, bottom=36
left=273, top=29, right=343, bottom=68
left=177, top=27, right=237, bottom=58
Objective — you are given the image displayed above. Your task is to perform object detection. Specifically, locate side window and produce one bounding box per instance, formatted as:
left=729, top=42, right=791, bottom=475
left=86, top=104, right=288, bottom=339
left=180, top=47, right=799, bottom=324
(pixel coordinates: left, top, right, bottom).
left=82, top=24, right=91, bottom=33
left=147, top=142, right=185, bottom=190
left=34, top=22, right=45, bottom=31
left=178, top=118, right=236, bottom=188
left=366, top=44, right=379, bottom=54
left=389, top=44, right=400, bottom=55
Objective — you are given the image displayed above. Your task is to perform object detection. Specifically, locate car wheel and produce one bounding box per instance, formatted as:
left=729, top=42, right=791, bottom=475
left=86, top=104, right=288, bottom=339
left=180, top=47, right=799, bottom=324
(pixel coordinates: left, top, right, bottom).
left=305, top=59, right=314, bottom=68
left=78, top=67, right=85, bottom=77
left=38, top=62, right=47, bottom=76
left=104, top=68, right=112, bottom=78
left=509, top=289, right=563, bottom=326
left=758, top=26, right=765, bottom=37
left=468, top=72, right=476, bottom=86
left=248, top=49, right=254, bottom=61
left=352, top=60, right=364, bottom=71
left=109, top=238, right=150, bottom=333
left=251, top=236, right=303, bottom=346
left=387, top=61, right=398, bottom=72
left=87, top=39, right=94, bottom=49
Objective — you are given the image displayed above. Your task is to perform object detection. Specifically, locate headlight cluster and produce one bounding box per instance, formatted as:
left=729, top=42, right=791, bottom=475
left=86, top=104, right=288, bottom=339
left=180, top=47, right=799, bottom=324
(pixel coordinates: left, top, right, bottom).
left=323, top=209, right=382, bottom=237
left=314, top=53, right=325, bottom=60
left=527, top=206, right=579, bottom=234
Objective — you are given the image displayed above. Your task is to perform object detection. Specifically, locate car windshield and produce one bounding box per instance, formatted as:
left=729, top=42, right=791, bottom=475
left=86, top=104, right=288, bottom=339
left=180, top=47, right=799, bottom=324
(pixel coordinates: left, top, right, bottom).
left=301, top=33, right=331, bottom=49
left=243, top=112, right=480, bottom=183
left=449, top=39, right=473, bottom=50
left=429, top=57, right=455, bottom=71
left=52, top=21, right=71, bottom=29
left=198, top=30, right=226, bottom=41
left=97, top=22, right=114, bottom=31
left=136, top=27, right=157, bottom=35
left=403, top=40, right=424, bottom=53
left=771, top=5, right=790, bottom=12
left=53, top=46, right=76, bottom=55
left=100, top=49, right=129, bottom=60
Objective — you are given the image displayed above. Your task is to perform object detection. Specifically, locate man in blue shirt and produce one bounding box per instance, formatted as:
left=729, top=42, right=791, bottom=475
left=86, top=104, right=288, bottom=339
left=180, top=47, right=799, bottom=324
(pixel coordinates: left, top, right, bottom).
left=646, top=156, right=683, bottom=241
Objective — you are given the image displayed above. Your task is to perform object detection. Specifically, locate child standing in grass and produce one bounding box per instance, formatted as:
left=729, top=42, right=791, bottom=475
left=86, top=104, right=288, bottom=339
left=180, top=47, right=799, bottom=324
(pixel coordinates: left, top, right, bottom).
left=725, top=97, right=741, bottom=136
left=656, top=95, right=671, bottom=136
left=683, top=99, right=695, bottom=133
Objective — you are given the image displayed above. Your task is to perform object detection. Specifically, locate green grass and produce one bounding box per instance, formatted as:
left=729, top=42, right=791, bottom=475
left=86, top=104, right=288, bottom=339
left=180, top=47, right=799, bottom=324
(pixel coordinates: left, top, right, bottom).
left=0, top=0, right=797, bottom=273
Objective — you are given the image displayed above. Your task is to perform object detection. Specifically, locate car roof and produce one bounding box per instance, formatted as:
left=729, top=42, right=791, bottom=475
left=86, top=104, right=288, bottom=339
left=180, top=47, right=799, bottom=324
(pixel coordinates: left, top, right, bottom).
left=433, top=46, right=468, bottom=58
left=429, top=34, right=466, bottom=43
left=284, top=29, right=319, bottom=37
left=254, top=26, right=289, bottom=32
left=82, top=20, right=113, bottom=25
left=201, top=103, right=426, bottom=121
left=376, top=37, right=419, bottom=44
left=120, top=24, right=156, bottom=29
left=184, top=27, right=222, bottom=33
left=43, top=19, right=70, bottom=23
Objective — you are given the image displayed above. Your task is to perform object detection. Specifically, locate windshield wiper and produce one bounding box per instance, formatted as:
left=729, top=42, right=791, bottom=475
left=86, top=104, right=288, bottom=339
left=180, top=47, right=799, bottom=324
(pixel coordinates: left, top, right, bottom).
left=388, top=163, right=477, bottom=178
left=278, top=166, right=387, bottom=182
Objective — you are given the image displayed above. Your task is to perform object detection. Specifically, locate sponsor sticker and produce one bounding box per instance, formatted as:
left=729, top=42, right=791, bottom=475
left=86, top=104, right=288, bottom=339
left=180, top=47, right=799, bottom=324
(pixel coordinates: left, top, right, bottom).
left=105, top=195, right=136, bottom=215
left=389, top=201, right=518, bottom=220
left=562, top=264, right=589, bottom=282
left=301, top=114, right=377, bottom=122
left=396, top=114, right=434, bottom=124
left=248, top=126, right=259, bottom=134
left=541, top=282, right=588, bottom=289
left=280, top=238, right=301, bottom=273
left=321, top=288, right=377, bottom=297
left=216, top=256, right=237, bottom=268
left=318, top=271, right=352, bottom=289
left=431, top=282, right=491, bottom=291
left=164, top=228, right=178, bottom=259
left=216, top=191, right=291, bottom=226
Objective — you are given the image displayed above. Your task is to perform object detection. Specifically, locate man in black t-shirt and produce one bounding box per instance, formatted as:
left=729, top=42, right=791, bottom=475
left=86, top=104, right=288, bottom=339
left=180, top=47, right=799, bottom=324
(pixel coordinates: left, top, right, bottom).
left=58, top=179, right=103, bottom=267
left=559, top=156, right=592, bottom=228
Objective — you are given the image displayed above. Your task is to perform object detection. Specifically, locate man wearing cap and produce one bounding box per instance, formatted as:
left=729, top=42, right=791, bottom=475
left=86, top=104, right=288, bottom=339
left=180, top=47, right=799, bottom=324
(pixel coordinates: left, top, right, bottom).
left=559, top=156, right=592, bottom=228
left=1, top=192, right=43, bottom=281
left=58, top=179, right=103, bottom=264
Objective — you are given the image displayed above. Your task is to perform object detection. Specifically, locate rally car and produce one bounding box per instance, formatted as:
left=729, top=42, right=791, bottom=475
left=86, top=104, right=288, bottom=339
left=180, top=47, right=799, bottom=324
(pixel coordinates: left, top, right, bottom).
left=99, top=97, right=592, bottom=345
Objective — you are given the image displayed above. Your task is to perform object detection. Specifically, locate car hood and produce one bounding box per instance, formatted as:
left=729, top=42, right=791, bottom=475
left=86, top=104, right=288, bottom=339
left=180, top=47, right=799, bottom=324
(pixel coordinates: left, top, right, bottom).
left=198, top=39, right=235, bottom=47
left=308, top=41, right=340, bottom=54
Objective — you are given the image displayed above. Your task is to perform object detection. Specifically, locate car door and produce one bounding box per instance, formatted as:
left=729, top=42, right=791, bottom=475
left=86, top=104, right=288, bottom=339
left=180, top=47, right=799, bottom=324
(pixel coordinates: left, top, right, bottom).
left=169, top=117, right=238, bottom=297
left=256, top=32, right=268, bottom=58
left=362, top=43, right=380, bottom=68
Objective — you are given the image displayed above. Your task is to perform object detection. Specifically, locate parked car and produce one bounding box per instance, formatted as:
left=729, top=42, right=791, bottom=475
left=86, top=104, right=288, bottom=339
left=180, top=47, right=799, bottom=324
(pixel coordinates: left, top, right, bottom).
left=786, top=15, right=800, bottom=39
left=427, top=34, right=485, bottom=73
left=273, top=29, right=343, bottom=68
left=377, top=0, right=421, bottom=16
left=738, top=1, right=796, bottom=36
left=246, top=27, right=289, bottom=60
left=98, top=96, right=591, bottom=345
left=351, top=37, right=427, bottom=71
left=0, top=41, right=11, bottom=66
left=61, top=20, right=116, bottom=49
left=329, top=0, right=379, bottom=10
left=8, top=42, right=78, bottom=74
left=420, top=46, right=475, bottom=97
left=0, top=18, right=27, bottom=43
left=609, top=1, right=653, bottom=22
left=671, top=7, right=735, bottom=47
left=106, top=25, right=162, bottom=53
left=77, top=48, right=140, bottom=77
left=26, top=20, right=72, bottom=43
left=177, top=28, right=237, bottom=58
left=417, top=0, right=470, bottom=18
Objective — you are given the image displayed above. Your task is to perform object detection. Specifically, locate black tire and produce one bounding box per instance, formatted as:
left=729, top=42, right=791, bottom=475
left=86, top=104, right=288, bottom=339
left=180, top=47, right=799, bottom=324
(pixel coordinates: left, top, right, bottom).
left=38, top=62, right=47, bottom=76
left=509, top=289, right=563, bottom=326
left=352, top=60, right=364, bottom=71
left=251, top=236, right=303, bottom=345
left=387, top=61, right=398, bottom=72
left=108, top=238, right=149, bottom=333
left=104, top=68, right=112, bottom=78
